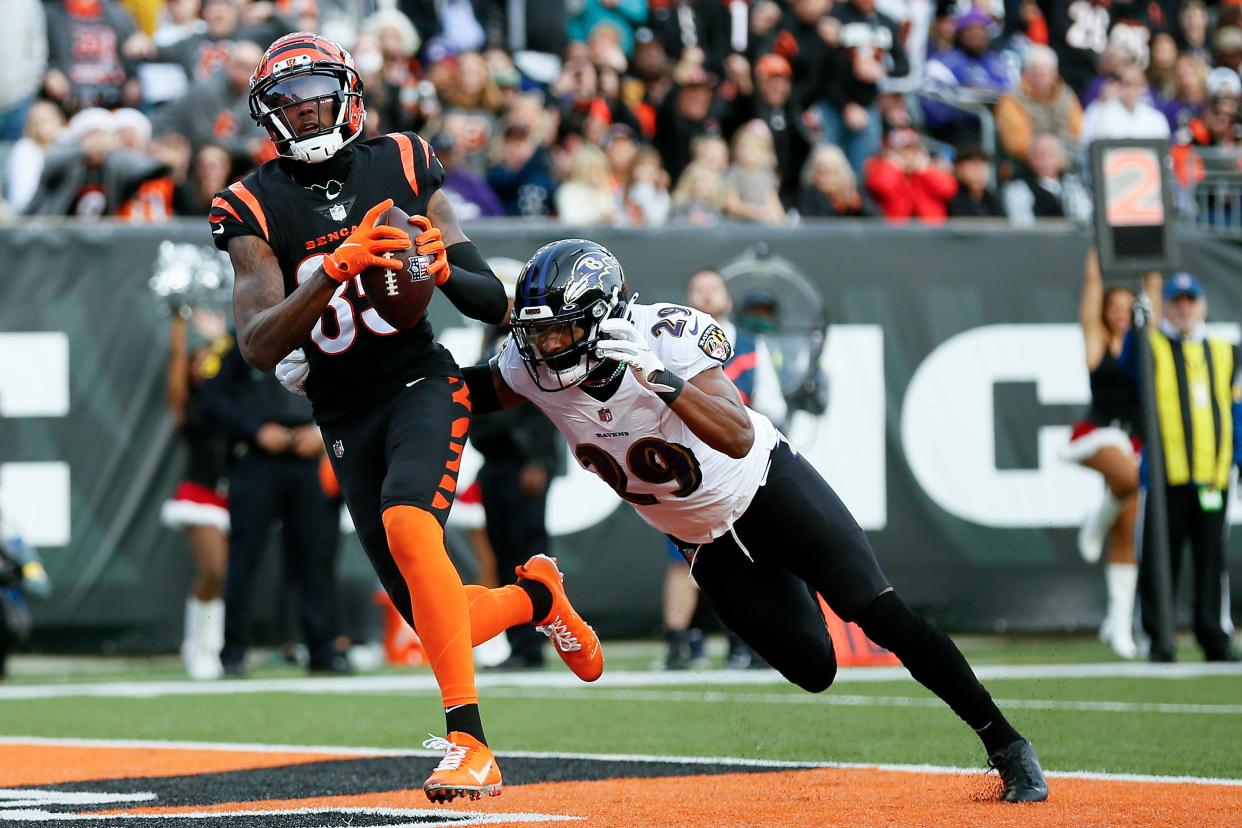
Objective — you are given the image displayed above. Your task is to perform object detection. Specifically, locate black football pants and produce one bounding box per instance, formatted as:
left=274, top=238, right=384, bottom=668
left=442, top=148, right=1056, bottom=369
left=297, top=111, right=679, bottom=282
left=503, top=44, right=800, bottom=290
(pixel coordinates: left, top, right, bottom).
left=1139, top=484, right=1233, bottom=660
left=319, top=376, right=470, bottom=631
left=682, top=442, right=1013, bottom=737
left=222, top=452, right=340, bottom=669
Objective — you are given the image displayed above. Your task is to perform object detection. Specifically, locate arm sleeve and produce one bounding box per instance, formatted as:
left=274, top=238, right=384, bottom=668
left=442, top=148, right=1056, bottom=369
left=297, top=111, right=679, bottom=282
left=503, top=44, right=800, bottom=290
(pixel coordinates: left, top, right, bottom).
left=462, top=360, right=505, bottom=416
left=441, top=241, right=508, bottom=324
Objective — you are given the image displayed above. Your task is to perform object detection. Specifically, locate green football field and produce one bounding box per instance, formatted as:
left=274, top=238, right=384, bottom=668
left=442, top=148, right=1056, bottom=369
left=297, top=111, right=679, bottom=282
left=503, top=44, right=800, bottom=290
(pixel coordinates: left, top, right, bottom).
left=2, top=635, right=1240, bottom=781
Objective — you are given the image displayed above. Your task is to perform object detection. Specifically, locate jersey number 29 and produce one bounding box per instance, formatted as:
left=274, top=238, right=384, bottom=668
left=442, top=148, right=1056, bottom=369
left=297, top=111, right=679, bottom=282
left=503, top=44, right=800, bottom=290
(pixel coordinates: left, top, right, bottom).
left=575, top=438, right=703, bottom=505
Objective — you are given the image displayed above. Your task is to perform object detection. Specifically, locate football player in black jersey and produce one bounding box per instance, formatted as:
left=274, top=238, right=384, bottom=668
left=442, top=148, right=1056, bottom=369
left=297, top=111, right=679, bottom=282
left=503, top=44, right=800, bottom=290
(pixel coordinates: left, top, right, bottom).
left=210, top=33, right=604, bottom=803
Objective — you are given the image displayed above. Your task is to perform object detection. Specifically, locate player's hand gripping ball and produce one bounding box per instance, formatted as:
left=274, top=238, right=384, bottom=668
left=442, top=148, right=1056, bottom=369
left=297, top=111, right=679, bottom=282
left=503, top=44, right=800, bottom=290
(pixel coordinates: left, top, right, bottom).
left=406, top=214, right=451, bottom=285
left=355, top=203, right=439, bottom=330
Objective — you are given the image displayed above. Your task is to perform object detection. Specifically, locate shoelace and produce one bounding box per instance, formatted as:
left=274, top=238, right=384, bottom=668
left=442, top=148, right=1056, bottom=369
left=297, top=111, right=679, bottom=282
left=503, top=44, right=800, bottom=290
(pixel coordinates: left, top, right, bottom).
left=422, top=735, right=469, bottom=772
left=536, top=617, right=582, bottom=652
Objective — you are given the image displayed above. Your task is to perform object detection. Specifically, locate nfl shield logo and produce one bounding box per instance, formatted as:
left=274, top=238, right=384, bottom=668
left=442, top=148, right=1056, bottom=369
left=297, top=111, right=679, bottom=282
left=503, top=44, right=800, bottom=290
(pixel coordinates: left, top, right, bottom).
left=328, top=203, right=347, bottom=222
left=332, top=439, right=344, bottom=458
left=598, top=408, right=613, bottom=422
left=408, top=253, right=433, bottom=282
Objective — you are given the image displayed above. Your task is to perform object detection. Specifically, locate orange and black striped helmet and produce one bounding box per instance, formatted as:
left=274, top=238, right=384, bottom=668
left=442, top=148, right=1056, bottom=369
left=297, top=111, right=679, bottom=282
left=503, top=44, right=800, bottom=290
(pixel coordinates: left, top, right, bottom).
left=248, top=32, right=366, bottom=164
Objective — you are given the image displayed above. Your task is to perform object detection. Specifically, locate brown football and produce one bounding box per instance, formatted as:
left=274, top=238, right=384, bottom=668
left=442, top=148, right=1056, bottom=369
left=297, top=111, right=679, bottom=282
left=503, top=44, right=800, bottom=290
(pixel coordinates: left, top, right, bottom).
left=358, top=204, right=436, bottom=330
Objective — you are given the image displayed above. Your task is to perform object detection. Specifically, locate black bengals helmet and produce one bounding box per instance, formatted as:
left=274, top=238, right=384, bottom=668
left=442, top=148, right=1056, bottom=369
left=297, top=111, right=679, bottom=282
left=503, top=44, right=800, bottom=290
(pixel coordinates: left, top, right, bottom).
left=248, top=32, right=366, bottom=164
left=511, top=239, right=629, bottom=391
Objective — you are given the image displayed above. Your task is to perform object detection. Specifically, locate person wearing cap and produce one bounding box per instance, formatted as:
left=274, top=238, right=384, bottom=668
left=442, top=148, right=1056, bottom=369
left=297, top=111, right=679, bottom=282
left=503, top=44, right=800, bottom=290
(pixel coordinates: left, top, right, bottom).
left=863, top=127, right=957, bottom=224
left=655, top=66, right=720, bottom=183
left=1118, top=273, right=1242, bottom=663
left=719, top=53, right=812, bottom=209
left=995, top=44, right=1083, bottom=164
left=469, top=262, right=563, bottom=671
left=920, top=9, right=1014, bottom=145
left=947, top=143, right=1003, bottom=218
left=567, top=0, right=649, bottom=59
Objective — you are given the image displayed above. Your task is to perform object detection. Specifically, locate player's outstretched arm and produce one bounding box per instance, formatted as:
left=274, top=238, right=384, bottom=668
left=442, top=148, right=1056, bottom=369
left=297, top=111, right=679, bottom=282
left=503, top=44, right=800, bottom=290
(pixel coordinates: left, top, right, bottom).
left=229, top=235, right=340, bottom=372
left=668, top=367, right=755, bottom=459
left=408, top=191, right=508, bottom=325
left=461, top=356, right=526, bottom=415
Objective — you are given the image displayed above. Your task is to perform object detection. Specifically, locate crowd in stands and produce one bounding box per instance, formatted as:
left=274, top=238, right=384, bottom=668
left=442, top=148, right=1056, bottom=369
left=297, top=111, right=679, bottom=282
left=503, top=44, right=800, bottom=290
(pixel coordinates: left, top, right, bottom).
left=2, top=0, right=1241, bottom=226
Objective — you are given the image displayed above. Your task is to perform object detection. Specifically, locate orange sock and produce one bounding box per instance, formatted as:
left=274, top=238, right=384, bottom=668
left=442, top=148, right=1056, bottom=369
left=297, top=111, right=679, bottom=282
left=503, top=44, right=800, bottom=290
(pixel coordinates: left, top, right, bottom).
left=382, top=505, right=477, bottom=707
left=464, top=584, right=534, bottom=646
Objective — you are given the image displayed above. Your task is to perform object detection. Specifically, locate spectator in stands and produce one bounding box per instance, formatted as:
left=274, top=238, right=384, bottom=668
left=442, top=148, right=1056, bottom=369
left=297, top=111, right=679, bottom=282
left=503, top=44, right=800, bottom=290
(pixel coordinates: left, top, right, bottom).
left=173, top=142, right=233, bottom=215
left=921, top=9, right=1014, bottom=145
left=356, top=8, right=428, bottom=135
left=603, top=124, right=639, bottom=194
left=487, top=124, right=556, bottom=217
left=568, top=0, right=649, bottom=59
left=1003, top=132, right=1091, bottom=225
left=796, top=143, right=872, bottom=218
left=670, top=160, right=725, bottom=225
left=1213, top=26, right=1242, bottom=75
left=821, top=0, right=908, bottom=175
left=443, top=51, right=505, bottom=120
left=23, top=107, right=170, bottom=219
left=128, top=0, right=208, bottom=109
left=648, top=0, right=729, bottom=73
left=0, top=0, right=47, bottom=142
left=127, top=0, right=289, bottom=85
left=1147, top=31, right=1178, bottom=101
left=690, top=133, right=729, bottom=174
left=1081, top=63, right=1171, bottom=145
left=656, top=66, right=720, bottom=182
left=1161, top=55, right=1210, bottom=133
left=722, top=120, right=785, bottom=225
left=863, top=127, right=957, bottom=225
left=624, top=144, right=671, bottom=225
left=780, top=0, right=838, bottom=132
left=153, top=40, right=272, bottom=170
left=45, top=0, right=142, bottom=114
left=493, top=0, right=569, bottom=62
left=433, top=130, right=505, bottom=220
left=5, top=102, right=65, bottom=214
left=114, top=108, right=153, bottom=153
left=947, top=144, right=1004, bottom=219
left=401, top=0, right=487, bottom=55
left=1181, top=94, right=1240, bottom=149
left=995, top=44, right=1083, bottom=164
left=1178, top=1, right=1210, bottom=65
left=555, top=143, right=621, bottom=225
left=719, top=53, right=811, bottom=209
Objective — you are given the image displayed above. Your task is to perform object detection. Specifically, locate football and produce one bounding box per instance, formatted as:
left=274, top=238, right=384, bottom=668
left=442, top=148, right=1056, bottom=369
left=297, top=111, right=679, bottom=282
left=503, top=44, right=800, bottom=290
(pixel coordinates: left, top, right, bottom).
left=358, top=204, right=436, bottom=330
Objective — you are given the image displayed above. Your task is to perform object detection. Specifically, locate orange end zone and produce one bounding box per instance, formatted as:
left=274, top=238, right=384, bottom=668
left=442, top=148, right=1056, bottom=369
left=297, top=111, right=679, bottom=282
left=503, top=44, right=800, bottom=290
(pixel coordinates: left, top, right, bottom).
left=3, top=743, right=1240, bottom=828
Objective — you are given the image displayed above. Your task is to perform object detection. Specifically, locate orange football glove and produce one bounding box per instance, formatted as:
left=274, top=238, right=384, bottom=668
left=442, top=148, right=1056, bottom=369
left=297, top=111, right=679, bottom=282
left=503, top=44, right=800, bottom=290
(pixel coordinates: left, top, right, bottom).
left=323, top=198, right=411, bottom=282
left=408, top=215, right=451, bottom=285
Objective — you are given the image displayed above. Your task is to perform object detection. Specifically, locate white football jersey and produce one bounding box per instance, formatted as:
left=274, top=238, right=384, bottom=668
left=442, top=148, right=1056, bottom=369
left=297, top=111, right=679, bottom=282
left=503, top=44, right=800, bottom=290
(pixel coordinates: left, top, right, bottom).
left=497, top=302, right=781, bottom=544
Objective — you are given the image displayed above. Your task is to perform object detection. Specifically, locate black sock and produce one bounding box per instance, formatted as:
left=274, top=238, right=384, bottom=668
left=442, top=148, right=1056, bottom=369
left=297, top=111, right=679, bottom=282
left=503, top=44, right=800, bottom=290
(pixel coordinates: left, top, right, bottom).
left=855, top=591, right=1022, bottom=755
left=516, top=579, right=553, bottom=624
left=445, top=703, right=487, bottom=745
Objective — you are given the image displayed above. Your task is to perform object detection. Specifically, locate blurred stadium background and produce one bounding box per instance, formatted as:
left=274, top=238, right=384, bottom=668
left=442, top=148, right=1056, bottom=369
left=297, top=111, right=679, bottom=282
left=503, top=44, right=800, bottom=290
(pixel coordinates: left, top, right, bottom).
left=2, top=0, right=1242, bottom=825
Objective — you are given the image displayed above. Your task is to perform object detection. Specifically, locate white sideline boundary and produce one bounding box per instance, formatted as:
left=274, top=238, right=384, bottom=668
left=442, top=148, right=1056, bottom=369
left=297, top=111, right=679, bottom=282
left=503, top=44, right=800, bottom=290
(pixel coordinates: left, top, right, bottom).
left=0, top=661, right=1239, bottom=701
left=0, top=736, right=1239, bottom=789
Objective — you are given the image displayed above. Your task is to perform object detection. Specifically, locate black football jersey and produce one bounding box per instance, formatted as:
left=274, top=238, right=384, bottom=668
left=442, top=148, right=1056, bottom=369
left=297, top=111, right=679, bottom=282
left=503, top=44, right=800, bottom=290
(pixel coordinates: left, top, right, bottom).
left=209, top=132, right=459, bottom=423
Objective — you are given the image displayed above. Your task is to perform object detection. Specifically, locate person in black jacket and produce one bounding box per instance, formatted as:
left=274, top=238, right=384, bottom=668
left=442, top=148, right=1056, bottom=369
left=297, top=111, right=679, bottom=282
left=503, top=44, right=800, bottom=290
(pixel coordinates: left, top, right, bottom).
left=198, top=338, right=347, bottom=676
left=470, top=294, right=563, bottom=670
left=947, top=143, right=1004, bottom=218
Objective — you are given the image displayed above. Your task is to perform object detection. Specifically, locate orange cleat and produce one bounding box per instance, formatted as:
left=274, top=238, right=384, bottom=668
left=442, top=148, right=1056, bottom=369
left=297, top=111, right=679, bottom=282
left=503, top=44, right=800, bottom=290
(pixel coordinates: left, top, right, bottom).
left=515, top=554, right=604, bottom=682
left=422, top=732, right=502, bottom=803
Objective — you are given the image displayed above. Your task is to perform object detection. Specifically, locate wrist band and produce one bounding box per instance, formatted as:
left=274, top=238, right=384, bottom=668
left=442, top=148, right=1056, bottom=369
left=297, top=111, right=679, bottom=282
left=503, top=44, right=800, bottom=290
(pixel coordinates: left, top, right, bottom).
left=650, top=370, right=685, bottom=405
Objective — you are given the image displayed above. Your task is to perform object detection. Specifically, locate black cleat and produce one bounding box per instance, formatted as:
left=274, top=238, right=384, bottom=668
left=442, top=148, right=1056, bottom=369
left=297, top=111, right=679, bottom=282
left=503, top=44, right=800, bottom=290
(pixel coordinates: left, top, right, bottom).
left=987, top=739, right=1049, bottom=803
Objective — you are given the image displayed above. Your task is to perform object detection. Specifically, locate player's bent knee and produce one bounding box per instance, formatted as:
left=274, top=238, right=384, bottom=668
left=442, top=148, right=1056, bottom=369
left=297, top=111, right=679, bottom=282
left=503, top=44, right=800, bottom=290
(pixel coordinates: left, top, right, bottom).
left=854, top=590, right=918, bottom=651
left=781, top=635, right=837, bottom=693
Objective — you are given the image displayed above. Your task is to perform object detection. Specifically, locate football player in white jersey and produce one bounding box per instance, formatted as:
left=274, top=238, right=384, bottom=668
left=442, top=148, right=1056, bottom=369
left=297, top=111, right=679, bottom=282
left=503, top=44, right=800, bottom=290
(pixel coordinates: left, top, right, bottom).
left=458, top=239, right=1049, bottom=803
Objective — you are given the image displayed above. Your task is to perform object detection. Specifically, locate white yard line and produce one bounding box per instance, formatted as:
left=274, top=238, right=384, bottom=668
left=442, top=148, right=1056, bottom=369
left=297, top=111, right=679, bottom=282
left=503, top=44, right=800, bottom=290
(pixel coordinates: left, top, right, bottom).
left=0, top=661, right=1238, bottom=701
left=0, top=736, right=1238, bottom=789
left=472, top=686, right=1242, bottom=715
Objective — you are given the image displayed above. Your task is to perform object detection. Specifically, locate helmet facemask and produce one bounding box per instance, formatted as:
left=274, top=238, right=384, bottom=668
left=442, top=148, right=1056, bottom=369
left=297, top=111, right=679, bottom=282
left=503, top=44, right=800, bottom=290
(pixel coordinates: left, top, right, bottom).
left=250, top=64, right=365, bottom=164
left=512, top=296, right=615, bottom=391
